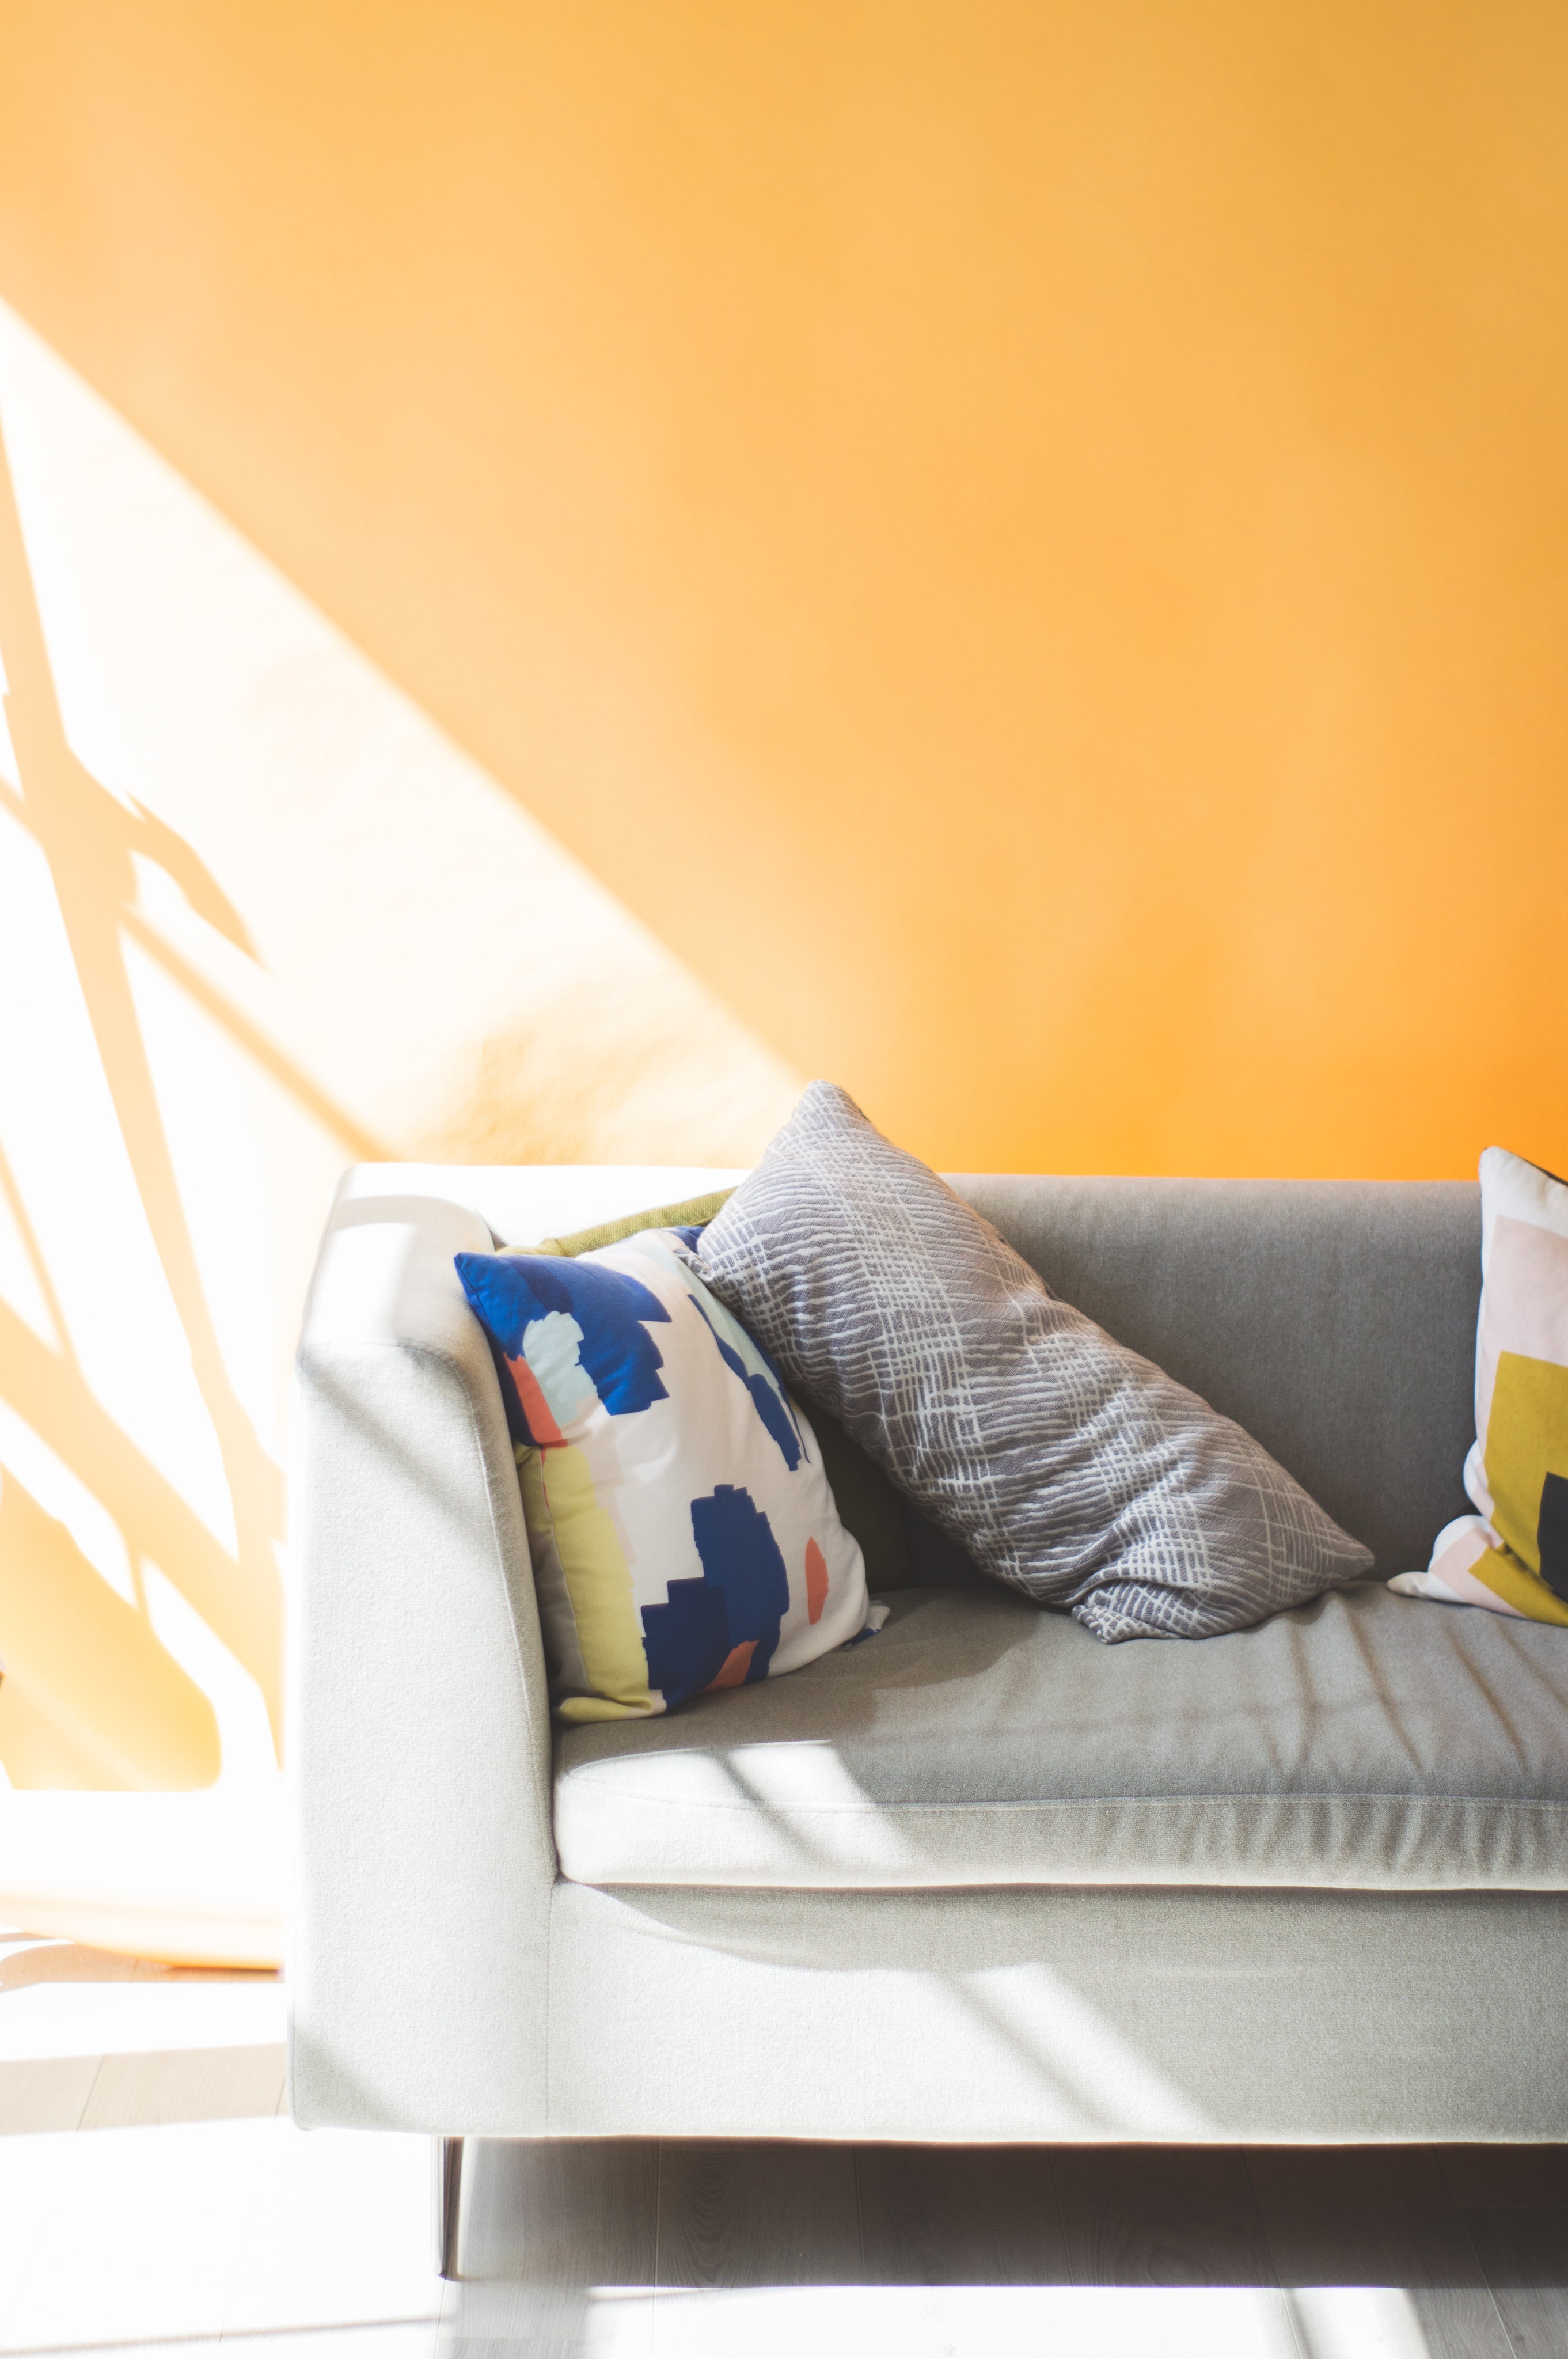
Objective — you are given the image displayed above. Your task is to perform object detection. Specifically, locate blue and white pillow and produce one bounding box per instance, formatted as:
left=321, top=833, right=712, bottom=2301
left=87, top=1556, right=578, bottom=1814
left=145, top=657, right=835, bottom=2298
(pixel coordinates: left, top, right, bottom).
left=457, top=1228, right=878, bottom=1721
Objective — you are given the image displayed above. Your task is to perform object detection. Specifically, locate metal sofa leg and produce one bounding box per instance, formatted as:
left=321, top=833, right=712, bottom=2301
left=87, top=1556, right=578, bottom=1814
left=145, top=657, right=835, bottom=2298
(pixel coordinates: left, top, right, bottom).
left=432, top=2135, right=465, bottom=2279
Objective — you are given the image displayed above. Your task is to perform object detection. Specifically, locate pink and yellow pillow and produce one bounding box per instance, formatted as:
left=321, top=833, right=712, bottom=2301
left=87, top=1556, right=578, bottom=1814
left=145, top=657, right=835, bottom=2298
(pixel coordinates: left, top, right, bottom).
left=1392, top=1147, right=1568, bottom=1622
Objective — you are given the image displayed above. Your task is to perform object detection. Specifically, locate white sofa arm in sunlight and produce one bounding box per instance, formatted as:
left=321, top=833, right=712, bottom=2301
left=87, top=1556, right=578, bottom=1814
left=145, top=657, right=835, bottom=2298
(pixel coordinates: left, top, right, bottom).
left=288, top=1186, right=557, bottom=2137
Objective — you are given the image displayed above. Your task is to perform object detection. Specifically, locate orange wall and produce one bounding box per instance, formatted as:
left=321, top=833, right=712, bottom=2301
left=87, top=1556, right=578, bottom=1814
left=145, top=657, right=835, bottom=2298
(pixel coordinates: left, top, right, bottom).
left=1, top=0, right=1565, bottom=1178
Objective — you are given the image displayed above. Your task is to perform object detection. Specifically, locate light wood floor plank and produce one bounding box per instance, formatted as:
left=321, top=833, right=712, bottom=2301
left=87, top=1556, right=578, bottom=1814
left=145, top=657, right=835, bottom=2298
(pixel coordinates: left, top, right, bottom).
left=650, top=2284, right=872, bottom=2359
left=443, top=2278, right=652, bottom=2359
left=1053, top=2144, right=1278, bottom=2288
left=79, top=2041, right=286, bottom=2127
left=223, top=2334, right=438, bottom=2359
left=854, top=2143, right=1069, bottom=2284
left=0, top=2051, right=101, bottom=2134
left=656, top=2140, right=863, bottom=2289
left=441, top=2136, right=659, bottom=2359
left=1250, top=2145, right=1513, bottom=2359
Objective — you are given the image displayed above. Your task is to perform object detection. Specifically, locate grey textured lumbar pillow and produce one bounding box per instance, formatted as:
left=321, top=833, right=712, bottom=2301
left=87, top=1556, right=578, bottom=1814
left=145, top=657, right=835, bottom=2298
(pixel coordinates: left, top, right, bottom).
left=677, top=1082, right=1373, bottom=1641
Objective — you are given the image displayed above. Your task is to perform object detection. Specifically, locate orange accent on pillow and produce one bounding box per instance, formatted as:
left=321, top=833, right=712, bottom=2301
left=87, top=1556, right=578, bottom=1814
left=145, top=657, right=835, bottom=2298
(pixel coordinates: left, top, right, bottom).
left=805, top=1537, right=829, bottom=1624
left=706, top=1640, right=758, bottom=1690
left=506, top=1354, right=568, bottom=1448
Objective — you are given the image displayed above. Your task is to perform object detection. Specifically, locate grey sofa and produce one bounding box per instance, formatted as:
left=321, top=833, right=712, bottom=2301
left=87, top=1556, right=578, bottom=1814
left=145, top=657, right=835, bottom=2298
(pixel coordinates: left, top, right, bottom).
left=288, top=1161, right=1568, bottom=2272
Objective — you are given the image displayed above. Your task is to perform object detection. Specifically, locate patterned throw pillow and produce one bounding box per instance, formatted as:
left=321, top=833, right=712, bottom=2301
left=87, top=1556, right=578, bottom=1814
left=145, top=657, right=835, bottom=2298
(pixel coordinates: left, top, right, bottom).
left=677, top=1083, right=1373, bottom=1642
left=1391, top=1148, right=1568, bottom=1622
left=457, top=1228, right=877, bottom=1719
left=499, top=1187, right=932, bottom=1590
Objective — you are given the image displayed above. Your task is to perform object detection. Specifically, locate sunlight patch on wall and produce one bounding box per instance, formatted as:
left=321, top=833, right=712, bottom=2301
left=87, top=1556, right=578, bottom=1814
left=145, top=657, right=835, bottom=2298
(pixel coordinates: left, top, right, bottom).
left=0, top=798, right=240, bottom=1560
left=0, top=1400, right=138, bottom=1609
left=0, top=299, right=802, bottom=1169
left=0, top=294, right=798, bottom=1834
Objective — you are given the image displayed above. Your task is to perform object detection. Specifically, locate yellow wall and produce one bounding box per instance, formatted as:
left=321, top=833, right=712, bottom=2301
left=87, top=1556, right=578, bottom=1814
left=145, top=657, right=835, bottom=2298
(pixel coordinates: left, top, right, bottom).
left=0, top=3, right=1565, bottom=1828
left=4, top=0, right=1565, bottom=1178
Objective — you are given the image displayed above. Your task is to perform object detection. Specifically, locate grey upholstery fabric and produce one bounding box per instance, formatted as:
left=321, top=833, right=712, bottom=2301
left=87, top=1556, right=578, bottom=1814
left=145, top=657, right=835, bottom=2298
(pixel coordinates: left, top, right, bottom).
left=546, top=1880, right=1568, bottom=2142
left=555, top=1579, right=1568, bottom=1891
left=682, top=1084, right=1372, bottom=1640
left=291, top=1165, right=1552, bottom=2144
left=951, top=1171, right=1481, bottom=1580
left=288, top=1190, right=558, bottom=2132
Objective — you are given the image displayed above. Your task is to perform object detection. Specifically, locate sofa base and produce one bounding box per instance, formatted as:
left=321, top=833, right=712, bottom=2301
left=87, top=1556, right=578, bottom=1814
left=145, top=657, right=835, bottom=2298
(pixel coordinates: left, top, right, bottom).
left=535, top=1880, right=1566, bottom=2145
left=295, top=1876, right=1568, bottom=2142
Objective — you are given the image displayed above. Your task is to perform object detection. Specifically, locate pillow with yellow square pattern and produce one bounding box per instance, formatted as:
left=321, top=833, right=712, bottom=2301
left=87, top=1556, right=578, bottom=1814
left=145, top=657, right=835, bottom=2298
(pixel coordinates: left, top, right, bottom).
left=1392, top=1147, right=1568, bottom=1621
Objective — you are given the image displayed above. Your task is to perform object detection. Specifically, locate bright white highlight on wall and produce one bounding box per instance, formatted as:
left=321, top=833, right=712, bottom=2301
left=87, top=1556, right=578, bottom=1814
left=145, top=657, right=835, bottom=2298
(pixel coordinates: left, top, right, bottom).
left=0, top=295, right=796, bottom=1957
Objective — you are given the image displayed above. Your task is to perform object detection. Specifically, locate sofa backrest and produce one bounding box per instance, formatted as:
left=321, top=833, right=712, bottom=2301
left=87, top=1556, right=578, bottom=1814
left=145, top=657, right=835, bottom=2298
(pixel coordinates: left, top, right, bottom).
left=343, top=1162, right=1483, bottom=1583
left=953, top=1175, right=1481, bottom=1577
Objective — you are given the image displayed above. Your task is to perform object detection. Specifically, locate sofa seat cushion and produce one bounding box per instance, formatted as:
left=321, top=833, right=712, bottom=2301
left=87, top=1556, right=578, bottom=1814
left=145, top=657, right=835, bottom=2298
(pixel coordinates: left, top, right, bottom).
left=552, top=1581, right=1568, bottom=1891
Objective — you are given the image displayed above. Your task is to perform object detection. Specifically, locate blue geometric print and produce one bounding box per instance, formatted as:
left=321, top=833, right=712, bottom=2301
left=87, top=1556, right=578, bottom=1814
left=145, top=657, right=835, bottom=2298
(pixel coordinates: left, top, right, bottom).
left=455, top=1251, right=670, bottom=1416
left=692, top=1484, right=790, bottom=1663
left=638, top=1578, right=730, bottom=1702
left=639, top=1484, right=789, bottom=1706
left=685, top=1293, right=802, bottom=1470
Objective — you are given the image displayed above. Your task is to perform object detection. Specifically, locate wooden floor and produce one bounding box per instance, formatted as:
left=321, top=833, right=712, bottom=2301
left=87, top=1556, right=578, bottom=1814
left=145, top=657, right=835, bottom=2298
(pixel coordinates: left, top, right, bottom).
left=447, top=2135, right=1568, bottom=2357
left=6, top=1935, right=1568, bottom=2357
left=0, top=1929, right=288, bottom=2136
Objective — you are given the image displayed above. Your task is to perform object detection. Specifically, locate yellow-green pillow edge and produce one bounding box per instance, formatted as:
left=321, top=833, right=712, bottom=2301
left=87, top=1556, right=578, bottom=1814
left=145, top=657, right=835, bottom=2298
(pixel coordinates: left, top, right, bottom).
left=499, top=1187, right=735, bottom=1260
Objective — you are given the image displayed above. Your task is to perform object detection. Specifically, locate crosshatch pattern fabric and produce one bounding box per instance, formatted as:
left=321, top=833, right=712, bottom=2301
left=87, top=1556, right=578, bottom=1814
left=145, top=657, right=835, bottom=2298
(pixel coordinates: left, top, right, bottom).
left=680, top=1083, right=1372, bottom=1641
left=457, top=1227, right=876, bottom=1719
left=1392, top=1148, right=1568, bottom=1624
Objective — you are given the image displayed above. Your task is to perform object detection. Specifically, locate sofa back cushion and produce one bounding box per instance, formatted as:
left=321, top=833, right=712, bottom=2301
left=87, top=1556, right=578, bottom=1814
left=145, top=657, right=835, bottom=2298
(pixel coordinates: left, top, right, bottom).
left=431, top=1156, right=1481, bottom=1586
left=954, top=1173, right=1480, bottom=1577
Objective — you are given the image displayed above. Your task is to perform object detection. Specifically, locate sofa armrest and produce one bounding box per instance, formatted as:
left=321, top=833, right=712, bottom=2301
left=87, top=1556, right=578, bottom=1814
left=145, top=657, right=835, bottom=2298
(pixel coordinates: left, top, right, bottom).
left=287, top=1184, right=556, bottom=2133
